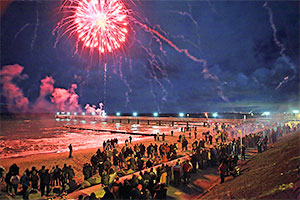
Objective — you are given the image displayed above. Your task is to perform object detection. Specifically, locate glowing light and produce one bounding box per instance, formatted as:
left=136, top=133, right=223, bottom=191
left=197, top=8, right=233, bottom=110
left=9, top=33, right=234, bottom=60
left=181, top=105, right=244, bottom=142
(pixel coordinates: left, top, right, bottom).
left=179, top=113, right=184, bottom=117
left=212, top=113, right=218, bottom=118
left=153, top=112, right=158, bottom=117
left=292, top=110, right=299, bottom=114
left=263, top=112, right=270, bottom=116
left=67, top=112, right=70, bottom=115
left=82, top=112, right=86, bottom=115
left=62, top=112, right=65, bottom=115
left=133, top=112, right=138, bottom=116
left=74, top=112, right=77, bottom=115
left=92, top=112, right=96, bottom=116
left=204, top=112, right=208, bottom=118
left=116, top=112, right=121, bottom=116
left=56, top=112, right=60, bottom=115
left=58, top=0, right=129, bottom=54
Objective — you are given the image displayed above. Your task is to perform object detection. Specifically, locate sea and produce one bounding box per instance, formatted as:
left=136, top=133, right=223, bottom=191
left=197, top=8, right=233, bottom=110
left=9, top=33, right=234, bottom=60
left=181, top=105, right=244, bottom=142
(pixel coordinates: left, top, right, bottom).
left=0, top=114, right=174, bottom=159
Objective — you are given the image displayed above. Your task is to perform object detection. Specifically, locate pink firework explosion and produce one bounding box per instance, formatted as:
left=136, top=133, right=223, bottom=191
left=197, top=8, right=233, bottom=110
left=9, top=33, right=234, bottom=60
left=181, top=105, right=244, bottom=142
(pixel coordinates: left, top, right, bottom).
left=60, top=0, right=129, bottom=54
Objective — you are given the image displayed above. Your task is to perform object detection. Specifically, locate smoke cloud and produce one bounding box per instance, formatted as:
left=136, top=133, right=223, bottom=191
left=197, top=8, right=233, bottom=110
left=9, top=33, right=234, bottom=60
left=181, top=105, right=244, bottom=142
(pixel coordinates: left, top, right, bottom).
left=51, top=84, right=82, bottom=112
left=85, top=102, right=106, bottom=116
left=1, top=64, right=84, bottom=113
left=32, top=76, right=57, bottom=113
left=0, top=64, right=29, bottom=113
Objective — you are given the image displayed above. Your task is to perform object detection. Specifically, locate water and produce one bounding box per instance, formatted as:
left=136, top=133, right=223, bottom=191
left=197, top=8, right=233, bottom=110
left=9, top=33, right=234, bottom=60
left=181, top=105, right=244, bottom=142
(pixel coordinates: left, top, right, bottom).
left=0, top=114, right=174, bottom=159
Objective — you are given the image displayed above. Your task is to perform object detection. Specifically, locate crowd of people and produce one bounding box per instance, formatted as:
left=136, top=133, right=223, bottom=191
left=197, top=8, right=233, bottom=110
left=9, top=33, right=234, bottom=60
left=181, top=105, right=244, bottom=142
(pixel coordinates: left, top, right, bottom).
left=3, top=163, right=79, bottom=199
left=1, top=120, right=299, bottom=199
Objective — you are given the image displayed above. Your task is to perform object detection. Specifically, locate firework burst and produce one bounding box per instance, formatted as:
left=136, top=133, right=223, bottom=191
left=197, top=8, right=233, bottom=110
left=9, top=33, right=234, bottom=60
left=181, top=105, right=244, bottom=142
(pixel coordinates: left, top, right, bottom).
left=56, top=0, right=130, bottom=55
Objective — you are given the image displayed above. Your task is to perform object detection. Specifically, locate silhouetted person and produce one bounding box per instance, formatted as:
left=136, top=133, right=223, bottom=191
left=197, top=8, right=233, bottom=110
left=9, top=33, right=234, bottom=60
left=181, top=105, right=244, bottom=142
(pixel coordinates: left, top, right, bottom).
left=129, top=136, right=132, bottom=144
left=20, top=172, right=29, bottom=198
left=68, top=144, right=73, bottom=158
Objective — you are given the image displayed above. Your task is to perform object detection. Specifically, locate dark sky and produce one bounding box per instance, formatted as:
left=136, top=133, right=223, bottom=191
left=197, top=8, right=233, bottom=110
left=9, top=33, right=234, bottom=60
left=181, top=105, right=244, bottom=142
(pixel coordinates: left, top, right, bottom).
left=1, top=0, right=299, bottom=113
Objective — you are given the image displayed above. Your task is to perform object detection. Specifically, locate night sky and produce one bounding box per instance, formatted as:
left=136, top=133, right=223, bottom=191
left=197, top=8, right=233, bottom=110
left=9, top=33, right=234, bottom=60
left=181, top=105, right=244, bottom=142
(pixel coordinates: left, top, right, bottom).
left=1, top=0, right=299, bottom=114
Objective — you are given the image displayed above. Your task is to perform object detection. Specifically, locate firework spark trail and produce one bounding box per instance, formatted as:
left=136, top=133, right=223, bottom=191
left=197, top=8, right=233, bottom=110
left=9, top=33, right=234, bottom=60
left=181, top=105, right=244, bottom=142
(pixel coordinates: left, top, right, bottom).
left=135, top=21, right=206, bottom=64
left=263, top=2, right=285, bottom=55
left=149, top=80, right=161, bottom=113
left=135, top=20, right=230, bottom=102
left=263, top=2, right=297, bottom=89
left=169, top=10, right=198, bottom=26
left=31, top=7, right=39, bottom=50
left=103, top=63, right=107, bottom=104
left=14, top=23, right=31, bottom=39
left=137, top=39, right=172, bottom=96
left=118, top=63, right=132, bottom=107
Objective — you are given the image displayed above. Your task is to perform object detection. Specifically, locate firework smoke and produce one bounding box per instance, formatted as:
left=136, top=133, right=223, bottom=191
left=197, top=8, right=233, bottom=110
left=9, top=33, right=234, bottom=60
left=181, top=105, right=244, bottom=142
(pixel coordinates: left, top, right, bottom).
left=0, top=64, right=29, bottom=113
left=51, top=84, right=82, bottom=112
left=32, top=76, right=57, bottom=113
left=84, top=102, right=106, bottom=116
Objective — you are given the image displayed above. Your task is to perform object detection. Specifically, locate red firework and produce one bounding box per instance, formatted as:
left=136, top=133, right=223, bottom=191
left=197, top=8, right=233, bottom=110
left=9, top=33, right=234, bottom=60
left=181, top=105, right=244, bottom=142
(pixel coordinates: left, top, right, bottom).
left=59, top=0, right=129, bottom=54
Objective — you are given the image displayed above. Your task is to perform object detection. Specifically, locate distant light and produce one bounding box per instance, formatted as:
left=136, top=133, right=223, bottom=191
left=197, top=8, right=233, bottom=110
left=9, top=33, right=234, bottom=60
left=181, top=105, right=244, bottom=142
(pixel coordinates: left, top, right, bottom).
left=67, top=112, right=70, bottom=115
left=56, top=112, right=60, bottom=115
left=187, top=113, right=190, bottom=117
left=116, top=112, right=121, bottom=116
left=92, top=112, right=96, bottom=116
left=74, top=112, right=77, bottom=115
left=212, top=113, right=218, bottom=118
left=153, top=112, right=158, bottom=117
left=179, top=113, right=184, bottom=117
left=62, top=112, right=65, bottom=115
left=133, top=112, right=138, bottom=116
left=263, top=112, right=270, bottom=116
left=82, top=112, right=86, bottom=115
left=292, top=110, right=299, bottom=114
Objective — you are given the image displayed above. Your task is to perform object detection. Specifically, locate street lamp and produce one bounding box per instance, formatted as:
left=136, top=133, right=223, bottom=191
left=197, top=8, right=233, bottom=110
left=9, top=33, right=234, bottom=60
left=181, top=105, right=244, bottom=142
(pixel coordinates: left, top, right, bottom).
left=212, top=113, right=218, bottom=118
left=133, top=112, right=138, bottom=117
left=153, top=112, right=158, bottom=117
left=116, top=112, right=121, bottom=116
left=179, top=113, right=184, bottom=117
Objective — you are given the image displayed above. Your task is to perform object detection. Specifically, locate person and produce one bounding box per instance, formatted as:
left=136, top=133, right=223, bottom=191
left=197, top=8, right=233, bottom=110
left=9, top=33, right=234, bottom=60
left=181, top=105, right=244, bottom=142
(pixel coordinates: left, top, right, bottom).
left=218, top=161, right=228, bottom=184
left=68, top=144, right=73, bottom=158
left=44, top=169, right=51, bottom=196
left=20, top=172, right=30, bottom=198
left=242, top=145, right=246, bottom=161
left=173, top=161, right=182, bottom=185
left=209, top=134, right=213, bottom=145
left=10, top=174, right=20, bottom=196
left=171, top=130, right=173, bottom=137
left=129, top=136, right=132, bottom=144
left=194, top=131, right=197, bottom=139
left=0, top=166, right=5, bottom=182
left=102, top=186, right=114, bottom=199
left=183, top=161, right=192, bottom=184
left=162, top=133, right=165, bottom=141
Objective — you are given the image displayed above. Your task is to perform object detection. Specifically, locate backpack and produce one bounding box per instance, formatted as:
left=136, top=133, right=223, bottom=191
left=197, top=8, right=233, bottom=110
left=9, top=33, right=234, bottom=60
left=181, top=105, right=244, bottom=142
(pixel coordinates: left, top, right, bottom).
left=11, top=175, right=20, bottom=185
